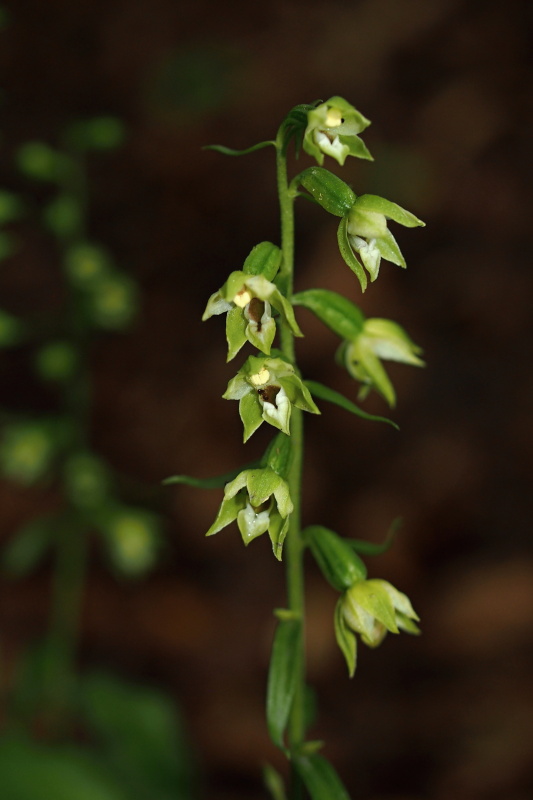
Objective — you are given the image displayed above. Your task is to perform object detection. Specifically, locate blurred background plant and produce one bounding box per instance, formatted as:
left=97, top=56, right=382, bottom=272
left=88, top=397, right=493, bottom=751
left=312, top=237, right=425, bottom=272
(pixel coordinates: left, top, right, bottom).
left=0, top=46, right=194, bottom=795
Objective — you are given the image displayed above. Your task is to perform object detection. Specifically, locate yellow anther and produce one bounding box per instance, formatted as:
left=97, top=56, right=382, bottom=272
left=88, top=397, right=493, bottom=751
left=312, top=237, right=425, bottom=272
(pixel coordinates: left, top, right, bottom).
left=234, top=289, right=252, bottom=308
left=325, top=108, right=343, bottom=128
left=250, top=368, right=270, bottom=386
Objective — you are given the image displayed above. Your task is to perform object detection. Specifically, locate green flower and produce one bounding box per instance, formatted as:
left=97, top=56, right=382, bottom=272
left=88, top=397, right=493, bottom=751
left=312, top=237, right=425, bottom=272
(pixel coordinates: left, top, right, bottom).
left=335, top=578, right=420, bottom=676
left=344, top=194, right=425, bottom=282
left=203, top=271, right=302, bottom=360
left=303, top=96, right=373, bottom=166
left=339, top=317, right=424, bottom=407
left=206, top=467, right=293, bottom=560
left=223, top=355, right=319, bottom=441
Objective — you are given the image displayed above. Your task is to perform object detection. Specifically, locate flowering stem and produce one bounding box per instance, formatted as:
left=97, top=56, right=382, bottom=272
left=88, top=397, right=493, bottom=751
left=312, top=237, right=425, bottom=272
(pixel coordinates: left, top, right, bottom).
left=276, top=130, right=306, bottom=796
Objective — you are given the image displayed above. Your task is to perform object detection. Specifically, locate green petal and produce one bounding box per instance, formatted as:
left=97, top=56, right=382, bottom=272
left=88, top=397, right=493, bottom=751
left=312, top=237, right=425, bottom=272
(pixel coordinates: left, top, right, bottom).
left=246, top=468, right=282, bottom=507
left=340, top=134, right=373, bottom=161
left=202, top=291, right=232, bottom=320
left=364, top=318, right=424, bottom=365
left=375, top=228, right=406, bottom=268
left=351, top=580, right=399, bottom=633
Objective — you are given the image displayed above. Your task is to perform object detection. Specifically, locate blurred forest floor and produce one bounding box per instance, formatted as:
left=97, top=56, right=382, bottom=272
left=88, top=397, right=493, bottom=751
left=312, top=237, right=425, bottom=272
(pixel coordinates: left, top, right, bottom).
left=1, top=1, right=533, bottom=798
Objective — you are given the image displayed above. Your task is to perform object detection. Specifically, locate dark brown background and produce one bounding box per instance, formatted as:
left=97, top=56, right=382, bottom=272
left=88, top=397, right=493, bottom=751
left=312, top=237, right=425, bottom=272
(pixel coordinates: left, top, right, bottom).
left=1, top=1, right=533, bottom=798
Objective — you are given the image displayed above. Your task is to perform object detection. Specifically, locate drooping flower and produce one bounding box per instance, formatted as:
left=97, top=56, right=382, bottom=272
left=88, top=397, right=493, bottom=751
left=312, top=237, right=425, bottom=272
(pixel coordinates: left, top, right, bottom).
left=303, top=96, right=373, bottom=166
left=203, top=271, right=302, bottom=360
left=335, top=578, right=420, bottom=676
left=339, top=317, right=424, bottom=407
left=341, top=194, right=425, bottom=285
left=206, top=467, right=293, bottom=560
left=223, top=355, right=319, bottom=441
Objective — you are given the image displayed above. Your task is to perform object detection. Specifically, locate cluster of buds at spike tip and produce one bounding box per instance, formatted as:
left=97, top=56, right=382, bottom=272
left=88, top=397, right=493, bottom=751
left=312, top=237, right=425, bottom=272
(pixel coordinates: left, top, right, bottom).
left=338, top=317, right=424, bottom=407
left=335, top=578, right=420, bottom=676
left=223, top=355, right=319, bottom=441
left=203, top=271, right=302, bottom=360
left=206, top=467, right=293, bottom=560
left=303, top=96, right=373, bottom=166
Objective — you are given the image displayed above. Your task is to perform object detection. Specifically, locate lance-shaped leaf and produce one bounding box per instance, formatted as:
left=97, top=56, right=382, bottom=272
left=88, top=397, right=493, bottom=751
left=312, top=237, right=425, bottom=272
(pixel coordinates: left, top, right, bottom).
left=305, top=380, right=398, bottom=429
left=294, top=753, right=351, bottom=800
left=295, top=167, right=356, bottom=217
left=348, top=517, right=402, bottom=556
left=266, top=618, right=301, bottom=749
left=204, top=140, right=276, bottom=156
left=292, top=289, right=365, bottom=340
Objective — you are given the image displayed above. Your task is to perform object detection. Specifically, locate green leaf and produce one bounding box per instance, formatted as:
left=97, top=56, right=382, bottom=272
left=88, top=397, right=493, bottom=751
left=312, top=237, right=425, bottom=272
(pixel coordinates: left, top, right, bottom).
left=292, top=289, right=365, bottom=340
left=296, top=167, right=356, bottom=217
left=334, top=598, right=357, bottom=677
left=80, top=671, right=192, bottom=798
left=305, top=525, right=367, bottom=590
left=163, top=460, right=258, bottom=488
left=294, top=753, right=351, bottom=800
left=337, top=216, right=367, bottom=292
left=2, top=516, right=56, bottom=577
left=348, top=517, right=401, bottom=555
left=305, top=380, right=398, bottom=429
left=204, top=140, right=276, bottom=156
left=242, top=241, right=282, bottom=280
left=0, top=736, right=128, bottom=800
left=266, top=618, right=301, bottom=750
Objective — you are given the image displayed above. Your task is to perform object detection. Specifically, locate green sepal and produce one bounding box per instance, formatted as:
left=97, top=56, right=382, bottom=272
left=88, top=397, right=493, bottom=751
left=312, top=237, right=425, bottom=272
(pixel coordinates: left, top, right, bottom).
left=204, top=140, right=276, bottom=156
left=375, top=227, right=406, bottom=268
left=294, top=752, right=351, bottom=800
left=266, top=618, right=301, bottom=751
left=239, top=392, right=264, bottom=442
left=295, top=167, right=356, bottom=217
left=353, top=194, right=425, bottom=228
left=304, top=380, right=398, bottom=429
left=346, top=342, right=396, bottom=407
left=225, top=306, right=248, bottom=360
left=348, top=517, right=401, bottom=555
left=292, top=289, right=365, bottom=340
left=263, top=764, right=287, bottom=800
left=337, top=216, right=367, bottom=292
left=334, top=598, right=357, bottom=678
left=162, top=461, right=259, bottom=488
left=242, top=241, right=282, bottom=280
left=206, top=493, right=245, bottom=537
left=305, top=525, right=367, bottom=591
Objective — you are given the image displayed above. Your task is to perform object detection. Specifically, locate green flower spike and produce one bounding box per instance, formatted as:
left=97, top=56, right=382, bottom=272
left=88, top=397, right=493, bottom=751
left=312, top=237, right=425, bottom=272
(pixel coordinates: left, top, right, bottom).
left=223, top=355, right=319, bottom=441
left=303, top=96, right=373, bottom=166
left=335, top=578, right=420, bottom=676
left=203, top=271, right=302, bottom=361
left=343, top=194, right=425, bottom=283
left=340, top=317, right=424, bottom=407
left=206, top=467, right=293, bottom=560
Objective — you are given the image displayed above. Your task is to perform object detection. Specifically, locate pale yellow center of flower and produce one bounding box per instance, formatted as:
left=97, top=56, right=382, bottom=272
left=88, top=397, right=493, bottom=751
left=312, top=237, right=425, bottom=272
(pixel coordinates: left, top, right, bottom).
left=325, top=108, right=343, bottom=128
left=233, top=289, right=252, bottom=308
left=250, top=368, right=270, bottom=386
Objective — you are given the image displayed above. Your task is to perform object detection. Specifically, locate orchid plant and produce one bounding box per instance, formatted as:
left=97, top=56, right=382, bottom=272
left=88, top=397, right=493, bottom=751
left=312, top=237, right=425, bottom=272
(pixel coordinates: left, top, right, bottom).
left=167, top=96, right=424, bottom=800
